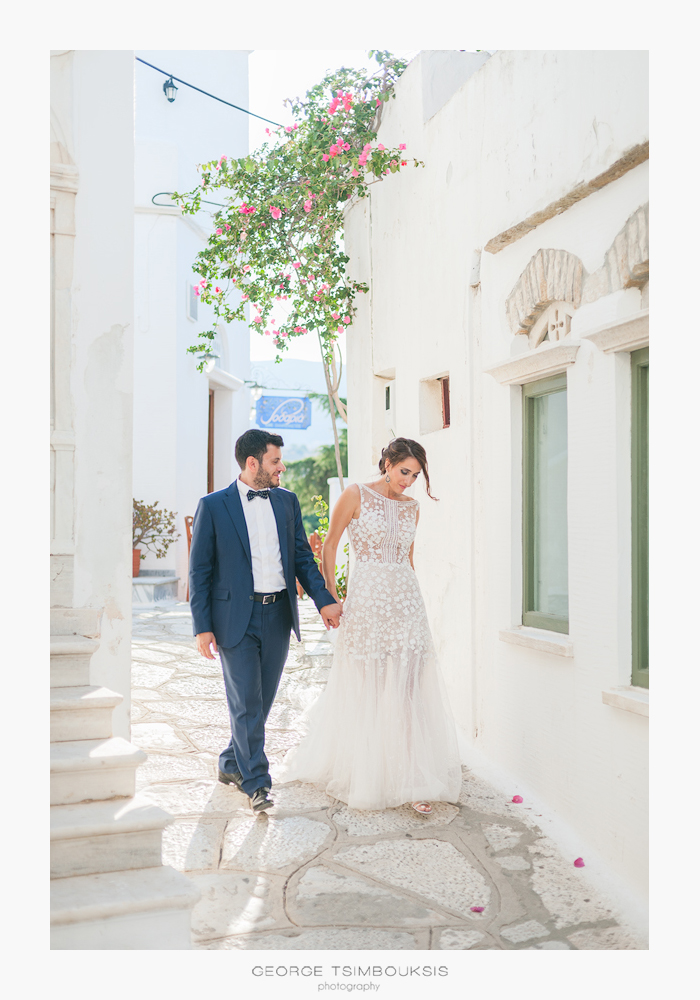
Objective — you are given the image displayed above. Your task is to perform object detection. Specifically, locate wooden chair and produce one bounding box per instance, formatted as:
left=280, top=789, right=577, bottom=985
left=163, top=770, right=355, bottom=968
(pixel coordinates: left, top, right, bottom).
left=184, top=515, right=193, bottom=601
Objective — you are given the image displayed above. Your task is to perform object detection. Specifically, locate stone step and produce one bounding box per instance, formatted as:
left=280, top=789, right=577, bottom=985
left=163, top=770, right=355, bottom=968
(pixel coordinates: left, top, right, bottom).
left=51, top=737, right=146, bottom=805
left=50, top=865, right=200, bottom=950
left=51, top=607, right=101, bottom=638
left=51, top=793, right=173, bottom=878
left=51, top=635, right=99, bottom=687
left=50, top=686, right=122, bottom=742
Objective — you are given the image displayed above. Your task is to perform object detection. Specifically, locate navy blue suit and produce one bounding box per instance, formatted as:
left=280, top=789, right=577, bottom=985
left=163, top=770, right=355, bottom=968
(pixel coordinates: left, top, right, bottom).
left=189, top=482, right=336, bottom=794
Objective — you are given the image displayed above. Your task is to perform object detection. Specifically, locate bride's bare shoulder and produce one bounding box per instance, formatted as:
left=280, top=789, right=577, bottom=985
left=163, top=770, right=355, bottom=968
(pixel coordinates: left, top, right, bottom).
left=335, top=483, right=362, bottom=519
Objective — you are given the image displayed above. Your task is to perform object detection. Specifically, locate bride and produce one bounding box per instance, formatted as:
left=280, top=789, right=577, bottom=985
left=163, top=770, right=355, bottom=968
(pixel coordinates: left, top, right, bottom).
left=281, top=438, right=462, bottom=814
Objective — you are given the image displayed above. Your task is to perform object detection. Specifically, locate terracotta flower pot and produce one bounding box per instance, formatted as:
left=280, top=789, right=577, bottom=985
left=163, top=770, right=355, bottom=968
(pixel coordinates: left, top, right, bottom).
left=133, top=549, right=142, bottom=577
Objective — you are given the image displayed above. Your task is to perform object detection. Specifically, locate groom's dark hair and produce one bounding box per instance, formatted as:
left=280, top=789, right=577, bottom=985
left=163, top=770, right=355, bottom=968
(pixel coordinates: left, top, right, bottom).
left=235, top=429, right=285, bottom=469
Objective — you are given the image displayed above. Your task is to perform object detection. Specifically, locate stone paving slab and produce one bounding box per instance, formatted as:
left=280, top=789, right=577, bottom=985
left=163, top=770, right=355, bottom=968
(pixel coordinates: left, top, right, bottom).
left=131, top=600, right=647, bottom=951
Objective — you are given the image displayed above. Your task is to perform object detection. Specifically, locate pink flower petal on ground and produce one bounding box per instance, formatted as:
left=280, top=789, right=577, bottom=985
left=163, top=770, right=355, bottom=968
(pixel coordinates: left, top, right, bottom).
left=512, top=795, right=523, bottom=803
left=470, top=906, right=485, bottom=913
left=574, top=857, right=585, bottom=868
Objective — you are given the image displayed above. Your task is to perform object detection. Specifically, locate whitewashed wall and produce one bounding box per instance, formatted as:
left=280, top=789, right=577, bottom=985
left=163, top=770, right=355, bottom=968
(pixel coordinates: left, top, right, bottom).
left=51, top=50, right=136, bottom=737
left=345, top=50, right=648, bottom=905
left=133, top=51, right=251, bottom=598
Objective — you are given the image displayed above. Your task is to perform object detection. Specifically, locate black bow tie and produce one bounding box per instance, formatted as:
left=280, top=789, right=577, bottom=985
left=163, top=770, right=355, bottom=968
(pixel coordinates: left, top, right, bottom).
left=247, top=489, right=270, bottom=501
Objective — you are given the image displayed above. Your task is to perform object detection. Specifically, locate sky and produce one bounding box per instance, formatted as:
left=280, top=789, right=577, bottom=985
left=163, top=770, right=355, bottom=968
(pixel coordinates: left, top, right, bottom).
left=246, top=49, right=417, bottom=364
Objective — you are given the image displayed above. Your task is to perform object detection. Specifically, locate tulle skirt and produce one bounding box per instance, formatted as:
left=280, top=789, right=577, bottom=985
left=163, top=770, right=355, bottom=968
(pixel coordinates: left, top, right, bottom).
left=280, top=562, right=463, bottom=810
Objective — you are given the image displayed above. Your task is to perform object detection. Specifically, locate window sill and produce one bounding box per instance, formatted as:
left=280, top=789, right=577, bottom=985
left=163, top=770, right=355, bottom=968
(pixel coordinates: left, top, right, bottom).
left=485, top=342, right=580, bottom=386
left=499, top=626, right=573, bottom=657
left=601, top=686, right=649, bottom=717
left=580, top=309, right=648, bottom=354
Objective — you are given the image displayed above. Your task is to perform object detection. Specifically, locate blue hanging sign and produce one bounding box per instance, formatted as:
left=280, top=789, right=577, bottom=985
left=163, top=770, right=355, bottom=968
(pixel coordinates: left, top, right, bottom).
left=256, top=395, right=312, bottom=430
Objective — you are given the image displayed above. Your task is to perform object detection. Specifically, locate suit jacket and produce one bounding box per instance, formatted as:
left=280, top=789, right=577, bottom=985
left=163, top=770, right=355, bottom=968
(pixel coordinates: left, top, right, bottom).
left=189, top=482, right=337, bottom=647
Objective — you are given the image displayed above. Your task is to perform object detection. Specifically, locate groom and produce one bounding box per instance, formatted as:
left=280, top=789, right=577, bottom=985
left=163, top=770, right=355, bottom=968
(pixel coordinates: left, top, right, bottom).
left=189, top=429, right=342, bottom=813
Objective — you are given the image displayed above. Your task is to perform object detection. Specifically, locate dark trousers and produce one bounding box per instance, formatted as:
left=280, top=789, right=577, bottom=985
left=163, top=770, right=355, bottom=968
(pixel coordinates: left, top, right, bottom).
left=218, top=596, right=293, bottom=796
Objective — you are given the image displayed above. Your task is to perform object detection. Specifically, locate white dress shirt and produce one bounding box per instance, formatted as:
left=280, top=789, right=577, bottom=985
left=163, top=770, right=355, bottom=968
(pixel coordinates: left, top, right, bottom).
left=237, top=477, right=286, bottom=593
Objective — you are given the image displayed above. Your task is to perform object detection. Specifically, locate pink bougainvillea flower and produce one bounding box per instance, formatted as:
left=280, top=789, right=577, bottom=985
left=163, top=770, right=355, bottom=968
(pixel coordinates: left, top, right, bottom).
left=265, top=128, right=270, bottom=135
left=376, top=98, right=381, bottom=106
left=378, top=143, right=386, bottom=151
left=292, top=262, right=301, bottom=269
left=358, top=155, right=368, bottom=167
left=343, top=315, right=351, bottom=323
left=241, top=294, right=249, bottom=301
left=351, top=168, right=359, bottom=177
left=243, top=265, right=251, bottom=273
left=322, top=154, right=330, bottom=162
left=281, top=331, right=288, bottom=337
left=574, top=858, right=585, bottom=868
left=253, top=315, right=262, bottom=324
left=331, top=312, right=340, bottom=320
left=399, top=143, right=406, bottom=151
left=294, top=326, right=302, bottom=333
left=343, top=142, right=350, bottom=151
left=199, top=279, right=207, bottom=287
left=285, top=126, right=293, bottom=133
left=264, top=330, right=270, bottom=335
left=470, top=906, right=485, bottom=913
left=304, top=199, right=313, bottom=213
left=269, top=206, right=282, bottom=220
left=390, top=160, right=397, bottom=167
left=225, top=224, right=231, bottom=230
left=215, top=287, right=221, bottom=293
left=401, top=160, right=407, bottom=166
left=512, top=795, right=523, bottom=803
left=194, top=288, right=200, bottom=297
left=215, top=228, right=222, bottom=235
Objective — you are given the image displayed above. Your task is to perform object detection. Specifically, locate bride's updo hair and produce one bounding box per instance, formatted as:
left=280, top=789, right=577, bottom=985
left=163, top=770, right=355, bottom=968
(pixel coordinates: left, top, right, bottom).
left=378, top=438, right=438, bottom=500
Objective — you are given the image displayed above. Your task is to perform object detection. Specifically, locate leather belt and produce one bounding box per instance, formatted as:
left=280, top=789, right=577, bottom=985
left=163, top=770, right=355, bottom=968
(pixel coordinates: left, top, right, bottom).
left=253, top=591, right=286, bottom=604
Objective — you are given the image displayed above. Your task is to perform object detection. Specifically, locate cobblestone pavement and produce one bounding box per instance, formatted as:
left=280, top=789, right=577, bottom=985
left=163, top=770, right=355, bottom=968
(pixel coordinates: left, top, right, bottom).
left=132, top=599, right=645, bottom=951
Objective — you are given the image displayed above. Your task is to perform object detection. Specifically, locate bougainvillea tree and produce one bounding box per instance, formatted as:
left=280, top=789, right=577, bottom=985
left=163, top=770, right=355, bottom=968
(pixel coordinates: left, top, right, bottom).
left=171, top=51, right=419, bottom=486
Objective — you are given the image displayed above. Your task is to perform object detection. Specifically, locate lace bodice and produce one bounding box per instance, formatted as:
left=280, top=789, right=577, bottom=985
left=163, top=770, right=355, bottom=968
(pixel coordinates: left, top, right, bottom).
left=347, top=484, right=419, bottom=564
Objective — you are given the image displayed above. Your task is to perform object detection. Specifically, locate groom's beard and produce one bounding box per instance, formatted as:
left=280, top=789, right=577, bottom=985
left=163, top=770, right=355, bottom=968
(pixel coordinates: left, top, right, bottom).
left=253, top=469, right=279, bottom=490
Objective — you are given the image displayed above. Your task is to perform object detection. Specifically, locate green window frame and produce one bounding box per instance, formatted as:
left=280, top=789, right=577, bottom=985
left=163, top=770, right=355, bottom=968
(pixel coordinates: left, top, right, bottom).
left=522, top=373, right=569, bottom=634
left=631, top=347, right=649, bottom=688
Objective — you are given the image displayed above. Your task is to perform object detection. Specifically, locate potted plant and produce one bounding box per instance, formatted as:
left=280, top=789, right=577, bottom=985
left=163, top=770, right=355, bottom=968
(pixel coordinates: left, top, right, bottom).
left=132, top=499, right=181, bottom=577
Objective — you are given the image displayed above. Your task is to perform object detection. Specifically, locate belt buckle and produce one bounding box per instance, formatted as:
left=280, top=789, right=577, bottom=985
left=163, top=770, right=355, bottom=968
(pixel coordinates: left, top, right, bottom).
left=262, top=593, right=275, bottom=605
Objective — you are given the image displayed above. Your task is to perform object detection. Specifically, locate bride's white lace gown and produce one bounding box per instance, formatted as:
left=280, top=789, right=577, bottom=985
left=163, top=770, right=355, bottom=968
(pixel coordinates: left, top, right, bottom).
left=281, top=483, right=463, bottom=810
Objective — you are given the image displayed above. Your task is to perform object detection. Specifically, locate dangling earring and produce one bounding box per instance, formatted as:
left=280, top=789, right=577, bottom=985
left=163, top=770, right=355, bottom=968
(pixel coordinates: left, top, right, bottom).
left=385, top=475, right=390, bottom=483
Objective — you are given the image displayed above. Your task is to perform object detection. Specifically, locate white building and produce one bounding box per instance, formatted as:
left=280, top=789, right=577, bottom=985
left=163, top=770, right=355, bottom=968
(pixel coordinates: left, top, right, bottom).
left=345, top=50, right=648, bottom=917
left=50, top=49, right=198, bottom=949
left=133, top=51, right=251, bottom=600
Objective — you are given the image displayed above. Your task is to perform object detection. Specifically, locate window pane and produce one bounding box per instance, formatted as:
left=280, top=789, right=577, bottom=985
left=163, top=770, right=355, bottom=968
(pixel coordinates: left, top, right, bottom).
left=531, top=388, right=568, bottom=618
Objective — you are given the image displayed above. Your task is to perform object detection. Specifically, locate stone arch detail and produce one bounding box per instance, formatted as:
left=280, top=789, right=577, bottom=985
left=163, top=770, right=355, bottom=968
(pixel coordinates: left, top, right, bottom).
left=581, top=203, right=649, bottom=304
left=506, top=249, right=585, bottom=336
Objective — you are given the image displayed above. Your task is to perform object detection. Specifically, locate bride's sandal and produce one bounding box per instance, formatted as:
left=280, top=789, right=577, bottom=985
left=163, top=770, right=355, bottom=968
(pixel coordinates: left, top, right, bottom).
left=411, top=801, right=433, bottom=815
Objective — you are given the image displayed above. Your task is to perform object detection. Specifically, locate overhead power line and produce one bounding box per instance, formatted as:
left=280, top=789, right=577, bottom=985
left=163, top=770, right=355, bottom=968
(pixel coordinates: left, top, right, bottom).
left=135, top=56, right=284, bottom=128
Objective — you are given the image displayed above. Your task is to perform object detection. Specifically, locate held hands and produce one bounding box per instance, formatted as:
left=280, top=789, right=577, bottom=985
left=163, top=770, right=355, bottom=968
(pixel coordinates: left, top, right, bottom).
left=196, top=632, right=219, bottom=659
left=320, top=603, right=343, bottom=630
